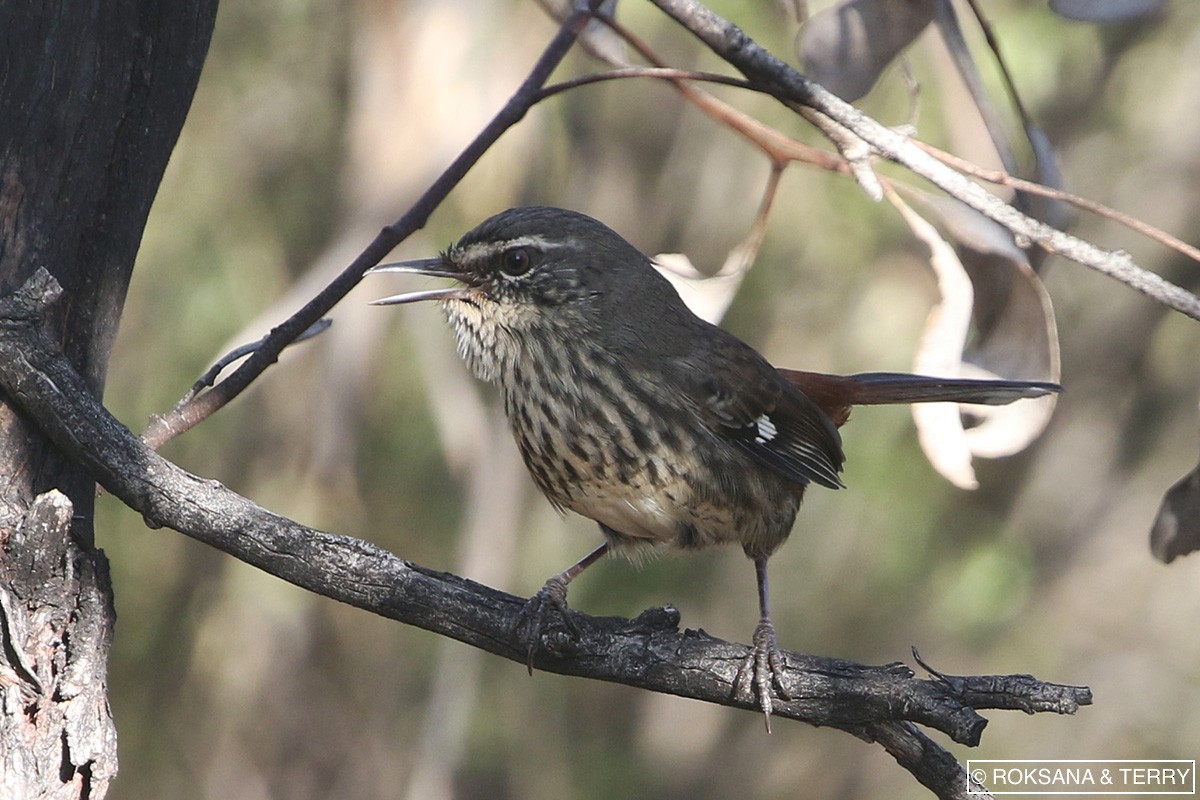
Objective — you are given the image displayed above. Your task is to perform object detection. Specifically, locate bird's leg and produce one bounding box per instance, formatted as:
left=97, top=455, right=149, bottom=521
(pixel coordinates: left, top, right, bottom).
left=517, top=542, right=609, bottom=674
left=734, top=556, right=793, bottom=732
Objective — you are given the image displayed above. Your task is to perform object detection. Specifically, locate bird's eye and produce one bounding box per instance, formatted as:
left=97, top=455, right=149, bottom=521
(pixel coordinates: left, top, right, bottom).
left=500, top=246, right=533, bottom=276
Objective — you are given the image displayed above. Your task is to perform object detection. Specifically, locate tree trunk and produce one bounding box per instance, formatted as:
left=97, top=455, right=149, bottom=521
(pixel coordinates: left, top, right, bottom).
left=0, top=2, right=218, bottom=796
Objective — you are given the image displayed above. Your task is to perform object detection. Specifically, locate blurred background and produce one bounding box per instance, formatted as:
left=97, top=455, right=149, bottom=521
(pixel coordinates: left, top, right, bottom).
left=100, top=0, right=1200, bottom=797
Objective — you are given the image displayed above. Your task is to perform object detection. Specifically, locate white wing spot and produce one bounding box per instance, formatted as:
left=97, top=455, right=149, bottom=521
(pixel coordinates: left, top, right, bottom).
left=754, top=414, right=777, bottom=444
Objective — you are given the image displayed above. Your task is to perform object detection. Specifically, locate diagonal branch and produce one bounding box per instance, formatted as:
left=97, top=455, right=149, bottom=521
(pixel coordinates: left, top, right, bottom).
left=2, top=269, right=1090, bottom=800
left=645, top=0, right=1200, bottom=322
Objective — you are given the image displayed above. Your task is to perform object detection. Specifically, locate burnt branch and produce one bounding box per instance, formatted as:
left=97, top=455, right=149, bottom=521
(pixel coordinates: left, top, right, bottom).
left=865, top=722, right=990, bottom=800
left=0, top=270, right=1090, bottom=800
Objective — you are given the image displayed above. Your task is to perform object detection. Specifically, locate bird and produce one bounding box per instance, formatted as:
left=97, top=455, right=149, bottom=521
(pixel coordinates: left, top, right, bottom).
left=368, top=205, right=1059, bottom=727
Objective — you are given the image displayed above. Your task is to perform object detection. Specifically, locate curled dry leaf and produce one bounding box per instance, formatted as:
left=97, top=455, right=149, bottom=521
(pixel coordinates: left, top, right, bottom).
left=653, top=253, right=747, bottom=325
left=888, top=188, right=1061, bottom=489
left=889, top=191, right=979, bottom=488
left=797, top=0, right=935, bottom=102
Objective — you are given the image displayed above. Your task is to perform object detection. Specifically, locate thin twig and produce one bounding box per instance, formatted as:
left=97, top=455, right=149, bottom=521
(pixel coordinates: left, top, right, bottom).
left=596, top=11, right=844, bottom=172
left=138, top=6, right=599, bottom=451
left=916, top=139, right=1200, bottom=265
left=962, top=0, right=1037, bottom=139
left=560, top=14, right=1200, bottom=268
left=174, top=319, right=332, bottom=409
left=537, top=66, right=757, bottom=97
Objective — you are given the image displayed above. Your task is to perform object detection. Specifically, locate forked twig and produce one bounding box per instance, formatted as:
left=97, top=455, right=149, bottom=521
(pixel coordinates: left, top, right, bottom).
left=646, top=0, right=1200, bottom=322
left=553, top=14, right=1200, bottom=271
left=171, top=319, right=332, bottom=410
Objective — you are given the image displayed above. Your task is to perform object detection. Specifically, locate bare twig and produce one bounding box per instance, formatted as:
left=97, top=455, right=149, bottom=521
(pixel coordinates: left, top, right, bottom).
left=932, top=0, right=1021, bottom=179
left=594, top=12, right=845, bottom=172
left=172, top=319, right=332, bottom=409
left=537, top=66, right=758, bottom=97
left=962, top=0, right=1038, bottom=139
left=553, top=15, right=1200, bottom=269
left=138, top=5, right=599, bottom=451
left=916, top=140, right=1200, bottom=265
left=645, top=0, right=1200, bottom=322
left=2, top=269, right=1090, bottom=800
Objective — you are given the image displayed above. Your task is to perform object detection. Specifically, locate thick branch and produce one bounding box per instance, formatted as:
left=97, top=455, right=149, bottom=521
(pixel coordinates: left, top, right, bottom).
left=865, top=722, right=988, bottom=800
left=0, top=270, right=1090, bottom=799
left=646, top=0, right=1200, bottom=322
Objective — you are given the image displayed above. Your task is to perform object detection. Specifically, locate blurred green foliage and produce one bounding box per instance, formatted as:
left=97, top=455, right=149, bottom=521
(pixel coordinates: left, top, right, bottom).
left=100, top=0, right=1200, bottom=798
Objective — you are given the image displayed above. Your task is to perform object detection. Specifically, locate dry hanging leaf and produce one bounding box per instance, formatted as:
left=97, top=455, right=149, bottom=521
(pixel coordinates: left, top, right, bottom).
left=797, top=0, right=935, bottom=101
left=1150, top=465, right=1200, bottom=563
left=888, top=190, right=980, bottom=488
left=932, top=0, right=1020, bottom=179
left=932, top=0, right=1069, bottom=254
left=888, top=188, right=1061, bottom=488
left=908, top=191, right=1060, bottom=390
left=1150, top=399, right=1200, bottom=563
left=654, top=253, right=747, bottom=325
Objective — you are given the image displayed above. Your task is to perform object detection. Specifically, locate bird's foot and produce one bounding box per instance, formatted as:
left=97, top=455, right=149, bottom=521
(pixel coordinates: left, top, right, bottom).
left=734, top=617, right=793, bottom=732
left=515, top=576, right=580, bottom=675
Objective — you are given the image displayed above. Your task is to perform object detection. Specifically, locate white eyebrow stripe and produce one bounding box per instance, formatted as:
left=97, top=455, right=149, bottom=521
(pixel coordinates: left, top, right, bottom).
left=455, top=235, right=573, bottom=265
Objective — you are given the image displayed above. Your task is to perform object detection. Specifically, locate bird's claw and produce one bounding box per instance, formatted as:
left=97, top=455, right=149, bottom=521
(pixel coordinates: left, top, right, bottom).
left=734, top=617, right=793, bottom=732
left=515, top=576, right=579, bottom=674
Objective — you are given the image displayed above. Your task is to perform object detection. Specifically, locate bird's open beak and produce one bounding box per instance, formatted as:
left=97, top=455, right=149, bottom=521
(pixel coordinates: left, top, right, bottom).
left=367, top=257, right=474, bottom=306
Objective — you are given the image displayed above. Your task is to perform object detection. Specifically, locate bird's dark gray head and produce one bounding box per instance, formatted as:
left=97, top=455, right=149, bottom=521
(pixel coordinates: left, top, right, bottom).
left=370, top=206, right=692, bottom=381
left=373, top=207, right=683, bottom=310
left=447, top=206, right=675, bottom=307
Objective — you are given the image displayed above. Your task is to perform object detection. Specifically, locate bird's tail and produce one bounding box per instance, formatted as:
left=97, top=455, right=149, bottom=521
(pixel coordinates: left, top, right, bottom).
left=779, top=369, right=1060, bottom=425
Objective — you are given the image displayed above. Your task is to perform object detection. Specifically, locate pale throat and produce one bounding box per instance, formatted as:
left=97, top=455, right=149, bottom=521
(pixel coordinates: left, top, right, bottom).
left=442, top=295, right=551, bottom=385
